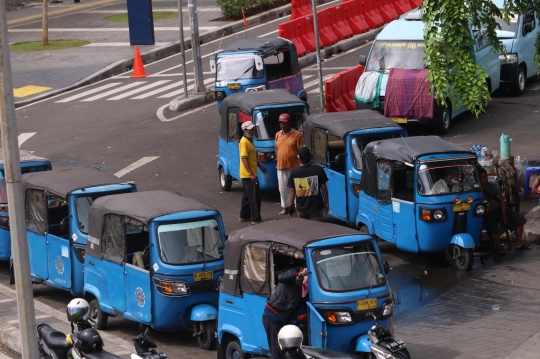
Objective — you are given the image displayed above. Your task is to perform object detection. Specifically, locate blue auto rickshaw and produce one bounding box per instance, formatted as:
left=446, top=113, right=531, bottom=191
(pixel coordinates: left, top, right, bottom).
left=218, top=89, right=309, bottom=191
left=210, top=38, right=307, bottom=112
left=0, top=150, right=51, bottom=261
left=357, top=136, right=485, bottom=270
left=20, top=167, right=136, bottom=296
left=304, top=110, right=408, bottom=226
left=84, top=190, right=226, bottom=350
left=217, top=219, right=393, bottom=359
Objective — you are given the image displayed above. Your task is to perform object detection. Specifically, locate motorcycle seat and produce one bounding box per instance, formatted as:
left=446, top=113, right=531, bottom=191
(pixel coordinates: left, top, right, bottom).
left=84, top=351, right=122, bottom=359
left=302, top=347, right=358, bottom=359
left=40, top=325, right=72, bottom=350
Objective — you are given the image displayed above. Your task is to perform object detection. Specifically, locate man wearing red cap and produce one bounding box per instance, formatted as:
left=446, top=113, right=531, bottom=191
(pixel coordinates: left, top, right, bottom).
left=275, top=113, right=304, bottom=215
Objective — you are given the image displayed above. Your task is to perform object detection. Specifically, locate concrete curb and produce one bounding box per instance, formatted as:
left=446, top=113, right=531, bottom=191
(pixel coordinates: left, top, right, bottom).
left=524, top=205, right=540, bottom=243
left=169, top=90, right=213, bottom=111
left=14, top=0, right=337, bottom=108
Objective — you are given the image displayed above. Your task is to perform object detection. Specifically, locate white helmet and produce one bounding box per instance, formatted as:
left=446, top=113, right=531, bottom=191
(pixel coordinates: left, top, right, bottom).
left=66, top=298, right=90, bottom=322
left=278, top=325, right=303, bottom=350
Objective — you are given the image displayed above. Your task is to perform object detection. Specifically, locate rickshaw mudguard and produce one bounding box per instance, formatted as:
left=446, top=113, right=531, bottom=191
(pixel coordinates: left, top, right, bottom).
left=217, top=157, right=230, bottom=175
left=190, top=304, right=218, bottom=322
left=450, top=233, right=475, bottom=249
left=355, top=334, right=371, bottom=353
left=356, top=213, right=376, bottom=234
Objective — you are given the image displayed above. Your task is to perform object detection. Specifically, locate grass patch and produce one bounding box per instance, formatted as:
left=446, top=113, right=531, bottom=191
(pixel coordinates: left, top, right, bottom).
left=103, top=11, right=178, bottom=22
left=9, top=39, right=90, bottom=51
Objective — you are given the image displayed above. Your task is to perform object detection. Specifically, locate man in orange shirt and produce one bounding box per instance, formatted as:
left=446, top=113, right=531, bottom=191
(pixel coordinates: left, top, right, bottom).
left=275, top=114, right=304, bottom=215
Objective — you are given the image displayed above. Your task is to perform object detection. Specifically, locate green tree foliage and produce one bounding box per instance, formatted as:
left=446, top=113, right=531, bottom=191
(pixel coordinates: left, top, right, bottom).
left=422, top=0, right=540, bottom=116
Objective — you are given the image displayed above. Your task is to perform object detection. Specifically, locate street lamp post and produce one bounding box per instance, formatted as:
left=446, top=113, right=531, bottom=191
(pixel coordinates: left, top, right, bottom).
left=310, top=0, right=325, bottom=112
left=177, top=0, right=188, bottom=98
left=188, top=0, right=205, bottom=93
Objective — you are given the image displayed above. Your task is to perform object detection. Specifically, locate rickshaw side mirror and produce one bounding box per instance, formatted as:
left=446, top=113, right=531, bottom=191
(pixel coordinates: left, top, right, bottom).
left=210, top=59, right=216, bottom=73
left=406, top=171, right=414, bottom=190
left=255, top=56, right=264, bottom=71
left=359, top=55, right=366, bottom=66
left=383, top=260, right=390, bottom=274
left=335, top=153, right=346, bottom=171
left=60, top=215, right=71, bottom=234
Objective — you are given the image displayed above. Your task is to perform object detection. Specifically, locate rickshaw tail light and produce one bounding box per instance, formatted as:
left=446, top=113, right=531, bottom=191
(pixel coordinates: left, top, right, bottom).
left=466, top=196, right=473, bottom=203
left=421, top=209, right=431, bottom=221
left=0, top=205, right=8, bottom=211
left=325, top=312, right=338, bottom=323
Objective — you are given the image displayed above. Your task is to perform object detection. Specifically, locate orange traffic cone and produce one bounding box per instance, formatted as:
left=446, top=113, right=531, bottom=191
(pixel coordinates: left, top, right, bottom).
left=130, top=46, right=149, bottom=78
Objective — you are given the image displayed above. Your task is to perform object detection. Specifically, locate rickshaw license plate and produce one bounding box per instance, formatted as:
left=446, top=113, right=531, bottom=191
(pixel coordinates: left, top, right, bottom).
left=383, top=340, right=407, bottom=352
left=392, top=118, right=408, bottom=123
left=194, top=271, right=214, bottom=281
left=227, top=83, right=242, bottom=90
left=356, top=298, right=377, bottom=311
left=453, top=202, right=471, bottom=212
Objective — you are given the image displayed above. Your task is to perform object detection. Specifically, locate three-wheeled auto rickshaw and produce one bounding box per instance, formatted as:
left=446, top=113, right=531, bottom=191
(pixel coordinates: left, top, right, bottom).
left=0, top=150, right=51, bottom=261
left=304, top=110, right=407, bottom=225
left=21, top=167, right=136, bottom=296
left=357, top=136, right=485, bottom=270
left=84, top=190, right=226, bottom=350
left=217, top=219, right=393, bottom=359
left=211, top=38, right=307, bottom=112
left=218, top=89, right=309, bottom=191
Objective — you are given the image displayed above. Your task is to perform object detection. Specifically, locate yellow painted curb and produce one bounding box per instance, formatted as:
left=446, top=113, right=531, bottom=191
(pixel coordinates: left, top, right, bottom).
left=14, top=85, right=52, bottom=98
left=8, top=0, right=116, bottom=25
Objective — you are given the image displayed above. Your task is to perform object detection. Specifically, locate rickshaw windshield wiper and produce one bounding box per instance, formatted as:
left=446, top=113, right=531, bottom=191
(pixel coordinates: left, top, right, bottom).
left=234, top=65, right=255, bottom=81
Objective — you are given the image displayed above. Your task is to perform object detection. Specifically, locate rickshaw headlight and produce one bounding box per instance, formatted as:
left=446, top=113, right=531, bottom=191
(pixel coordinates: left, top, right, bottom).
left=382, top=302, right=393, bottom=317
left=433, top=210, right=444, bottom=220
left=475, top=204, right=486, bottom=216
left=216, top=275, right=223, bottom=291
left=213, top=91, right=225, bottom=100
left=257, top=151, right=276, bottom=162
left=153, top=278, right=190, bottom=296
left=336, top=312, right=352, bottom=323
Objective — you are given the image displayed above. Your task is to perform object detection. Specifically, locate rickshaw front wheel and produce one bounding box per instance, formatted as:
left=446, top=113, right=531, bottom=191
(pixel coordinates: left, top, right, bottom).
left=453, top=245, right=474, bottom=271
left=219, top=167, right=232, bottom=191
left=197, top=321, right=217, bottom=350
left=89, top=298, right=108, bottom=330
left=226, top=339, right=249, bottom=359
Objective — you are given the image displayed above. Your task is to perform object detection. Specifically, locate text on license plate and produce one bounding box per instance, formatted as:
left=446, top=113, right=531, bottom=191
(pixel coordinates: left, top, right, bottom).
left=356, top=298, right=377, bottom=311
left=453, top=202, right=470, bottom=212
left=228, top=83, right=241, bottom=90
left=194, top=271, right=214, bottom=281
left=384, top=340, right=407, bottom=352
left=392, top=118, right=407, bottom=123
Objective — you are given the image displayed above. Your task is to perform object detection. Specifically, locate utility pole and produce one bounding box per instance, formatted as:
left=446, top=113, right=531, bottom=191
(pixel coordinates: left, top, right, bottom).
left=42, top=0, right=48, bottom=45
left=0, top=2, right=39, bottom=359
left=177, top=0, right=188, bottom=98
left=310, top=0, right=325, bottom=112
left=188, top=0, right=205, bottom=93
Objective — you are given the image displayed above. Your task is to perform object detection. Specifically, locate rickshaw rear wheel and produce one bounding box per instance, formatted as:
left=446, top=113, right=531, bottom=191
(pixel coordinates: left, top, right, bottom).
left=219, top=167, right=232, bottom=191
left=453, top=245, right=474, bottom=271
left=89, top=298, right=108, bottom=330
left=197, top=321, right=217, bottom=350
left=357, top=224, right=370, bottom=234
left=226, top=339, right=249, bottom=359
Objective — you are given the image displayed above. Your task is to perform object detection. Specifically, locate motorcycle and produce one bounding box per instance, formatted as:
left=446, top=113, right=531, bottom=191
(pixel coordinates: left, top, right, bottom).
left=131, top=324, right=168, bottom=359
left=365, top=314, right=410, bottom=359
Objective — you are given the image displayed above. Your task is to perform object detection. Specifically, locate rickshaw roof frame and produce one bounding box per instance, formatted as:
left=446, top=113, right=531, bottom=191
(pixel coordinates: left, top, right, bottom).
left=222, top=37, right=295, bottom=57
left=221, top=89, right=306, bottom=115
left=22, top=167, right=131, bottom=199
left=0, top=149, right=50, bottom=166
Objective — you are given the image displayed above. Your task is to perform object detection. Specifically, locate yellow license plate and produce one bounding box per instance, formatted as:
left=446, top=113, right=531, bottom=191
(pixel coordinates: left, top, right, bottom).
left=453, top=202, right=471, bottom=212
left=392, top=118, right=407, bottom=123
left=194, top=271, right=214, bottom=281
left=356, top=298, right=377, bottom=311
left=227, top=83, right=241, bottom=90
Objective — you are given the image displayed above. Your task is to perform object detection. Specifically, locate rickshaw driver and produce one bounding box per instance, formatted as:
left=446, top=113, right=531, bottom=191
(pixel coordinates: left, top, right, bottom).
left=263, top=267, right=308, bottom=359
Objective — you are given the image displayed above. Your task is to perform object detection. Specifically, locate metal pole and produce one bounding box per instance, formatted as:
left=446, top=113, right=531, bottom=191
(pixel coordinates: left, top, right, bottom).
left=310, top=0, right=325, bottom=112
left=0, top=3, right=39, bottom=359
left=177, top=0, right=188, bottom=97
left=188, top=0, right=205, bottom=93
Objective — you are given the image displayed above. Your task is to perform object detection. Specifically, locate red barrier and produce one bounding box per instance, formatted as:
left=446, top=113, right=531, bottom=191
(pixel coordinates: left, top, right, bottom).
left=331, top=5, right=354, bottom=40
left=364, top=0, right=384, bottom=28
left=392, top=0, right=412, bottom=14
left=317, top=8, right=339, bottom=47
left=379, top=0, right=398, bottom=23
left=344, top=0, right=369, bottom=34
left=299, top=16, right=317, bottom=52
left=325, top=74, right=348, bottom=112
left=291, top=0, right=312, bottom=20
left=278, top=20, right=307, bottom=57
left=409, top=0, right=422, bottom=9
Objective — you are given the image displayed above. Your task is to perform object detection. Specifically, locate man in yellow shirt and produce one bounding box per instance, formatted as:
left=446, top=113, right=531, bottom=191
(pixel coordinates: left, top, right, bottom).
left=239, top=121, right=267, bottom=225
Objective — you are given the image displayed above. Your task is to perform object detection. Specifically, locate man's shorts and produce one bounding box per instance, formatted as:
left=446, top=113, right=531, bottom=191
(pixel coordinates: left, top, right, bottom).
left=484, top=208, right=527, bottom=235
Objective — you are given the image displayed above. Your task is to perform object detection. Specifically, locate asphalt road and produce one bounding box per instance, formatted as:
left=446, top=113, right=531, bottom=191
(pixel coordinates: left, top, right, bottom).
left=3, top=34, right=540, bottom=358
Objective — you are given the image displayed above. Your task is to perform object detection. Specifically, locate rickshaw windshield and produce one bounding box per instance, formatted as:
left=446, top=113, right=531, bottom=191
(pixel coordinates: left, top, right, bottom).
left=350, top=133, right=403, bottom=170
left=75, top=190, right=134, bottom=234
left=157, top=219, right=223, bottom=265
left=366, top=40, right=426, bottom=71
left=216, top=55, right=264, bottom=82
left=313, top=242, right=385, bottom=292
left=0, top=165, right=50, bottom=204
left=417, top=159, right=481, bottom=196
left=254, top=106, right=307, bottom=140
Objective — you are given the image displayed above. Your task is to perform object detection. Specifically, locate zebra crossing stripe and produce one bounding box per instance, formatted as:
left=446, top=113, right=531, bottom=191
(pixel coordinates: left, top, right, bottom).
left=107, top=80, right=172, bottom=100
left=157, top=78, right=214, bottom=99
left=81, top=82, right=147, bottom=102
left=131, top=79, right=194, bottom=99
left=303, top=75, right=333, bottom=89
left=55, top=82, right=122, bottom=103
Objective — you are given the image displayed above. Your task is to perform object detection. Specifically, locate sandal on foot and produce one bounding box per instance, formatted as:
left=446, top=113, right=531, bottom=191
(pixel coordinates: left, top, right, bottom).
left=516, top=242, right=532, bottom=250
left=238, top=217, right=250, bottom=223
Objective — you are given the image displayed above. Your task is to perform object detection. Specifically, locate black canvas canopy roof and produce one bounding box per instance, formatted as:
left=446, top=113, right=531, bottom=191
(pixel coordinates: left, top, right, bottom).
left=22, top=167, right=128, bottom=198
left=221, top=89, right=305, bottom=115
left=223, top=37, right=295, bottom=57
left=0, top=149, right=49, bottom=165
left=304, top=110, right=401, bottom=144
left=221, top=218, right=359, bottom=296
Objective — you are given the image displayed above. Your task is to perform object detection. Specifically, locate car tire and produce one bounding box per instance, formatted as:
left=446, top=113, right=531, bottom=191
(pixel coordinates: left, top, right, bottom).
left=434, top=101, right=451, bottom=134
left=219, top=167, right=232, bottom=192
left=512, top=65, right=526, bottom=96
left=89, top=298, right=108, bottom=330
left=225, top=339, right=249, bottom=359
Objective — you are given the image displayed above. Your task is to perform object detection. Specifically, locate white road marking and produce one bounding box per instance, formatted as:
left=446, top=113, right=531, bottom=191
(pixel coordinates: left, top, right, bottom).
left=81, top=82, right=146, bottom=102
left=303, top=75, right=333, bottom=89
left=107, top=80, right=172, bottom=100
left=131, top=80, right=193, bottom=99
left=84, top=42, right=170, bottom=47
left=82, top=7, right=221, bottom=13
left=55, top=82, right=122, bottom=103
left=157, top=102, right=217, bottom=122
left=114, top=157, right=159, bottom=178
left=8, top=27, right=217, bottom=32
left=18, top=132, right=36, bottom=147
left=153, top=49, right=221, bottom=75
left=157, top=78, right=214, bottom=98
left=258, top=30, right=278, bottom=37
left=302, top=75, right=314, bottom=81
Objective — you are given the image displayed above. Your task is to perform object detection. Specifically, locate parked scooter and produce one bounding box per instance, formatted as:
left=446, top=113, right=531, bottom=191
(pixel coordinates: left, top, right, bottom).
left=365, top=314, right=410, bottom=359
left=37, top=298, right=121, bottom=359
left=131, top=324, right=168, bottom=359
